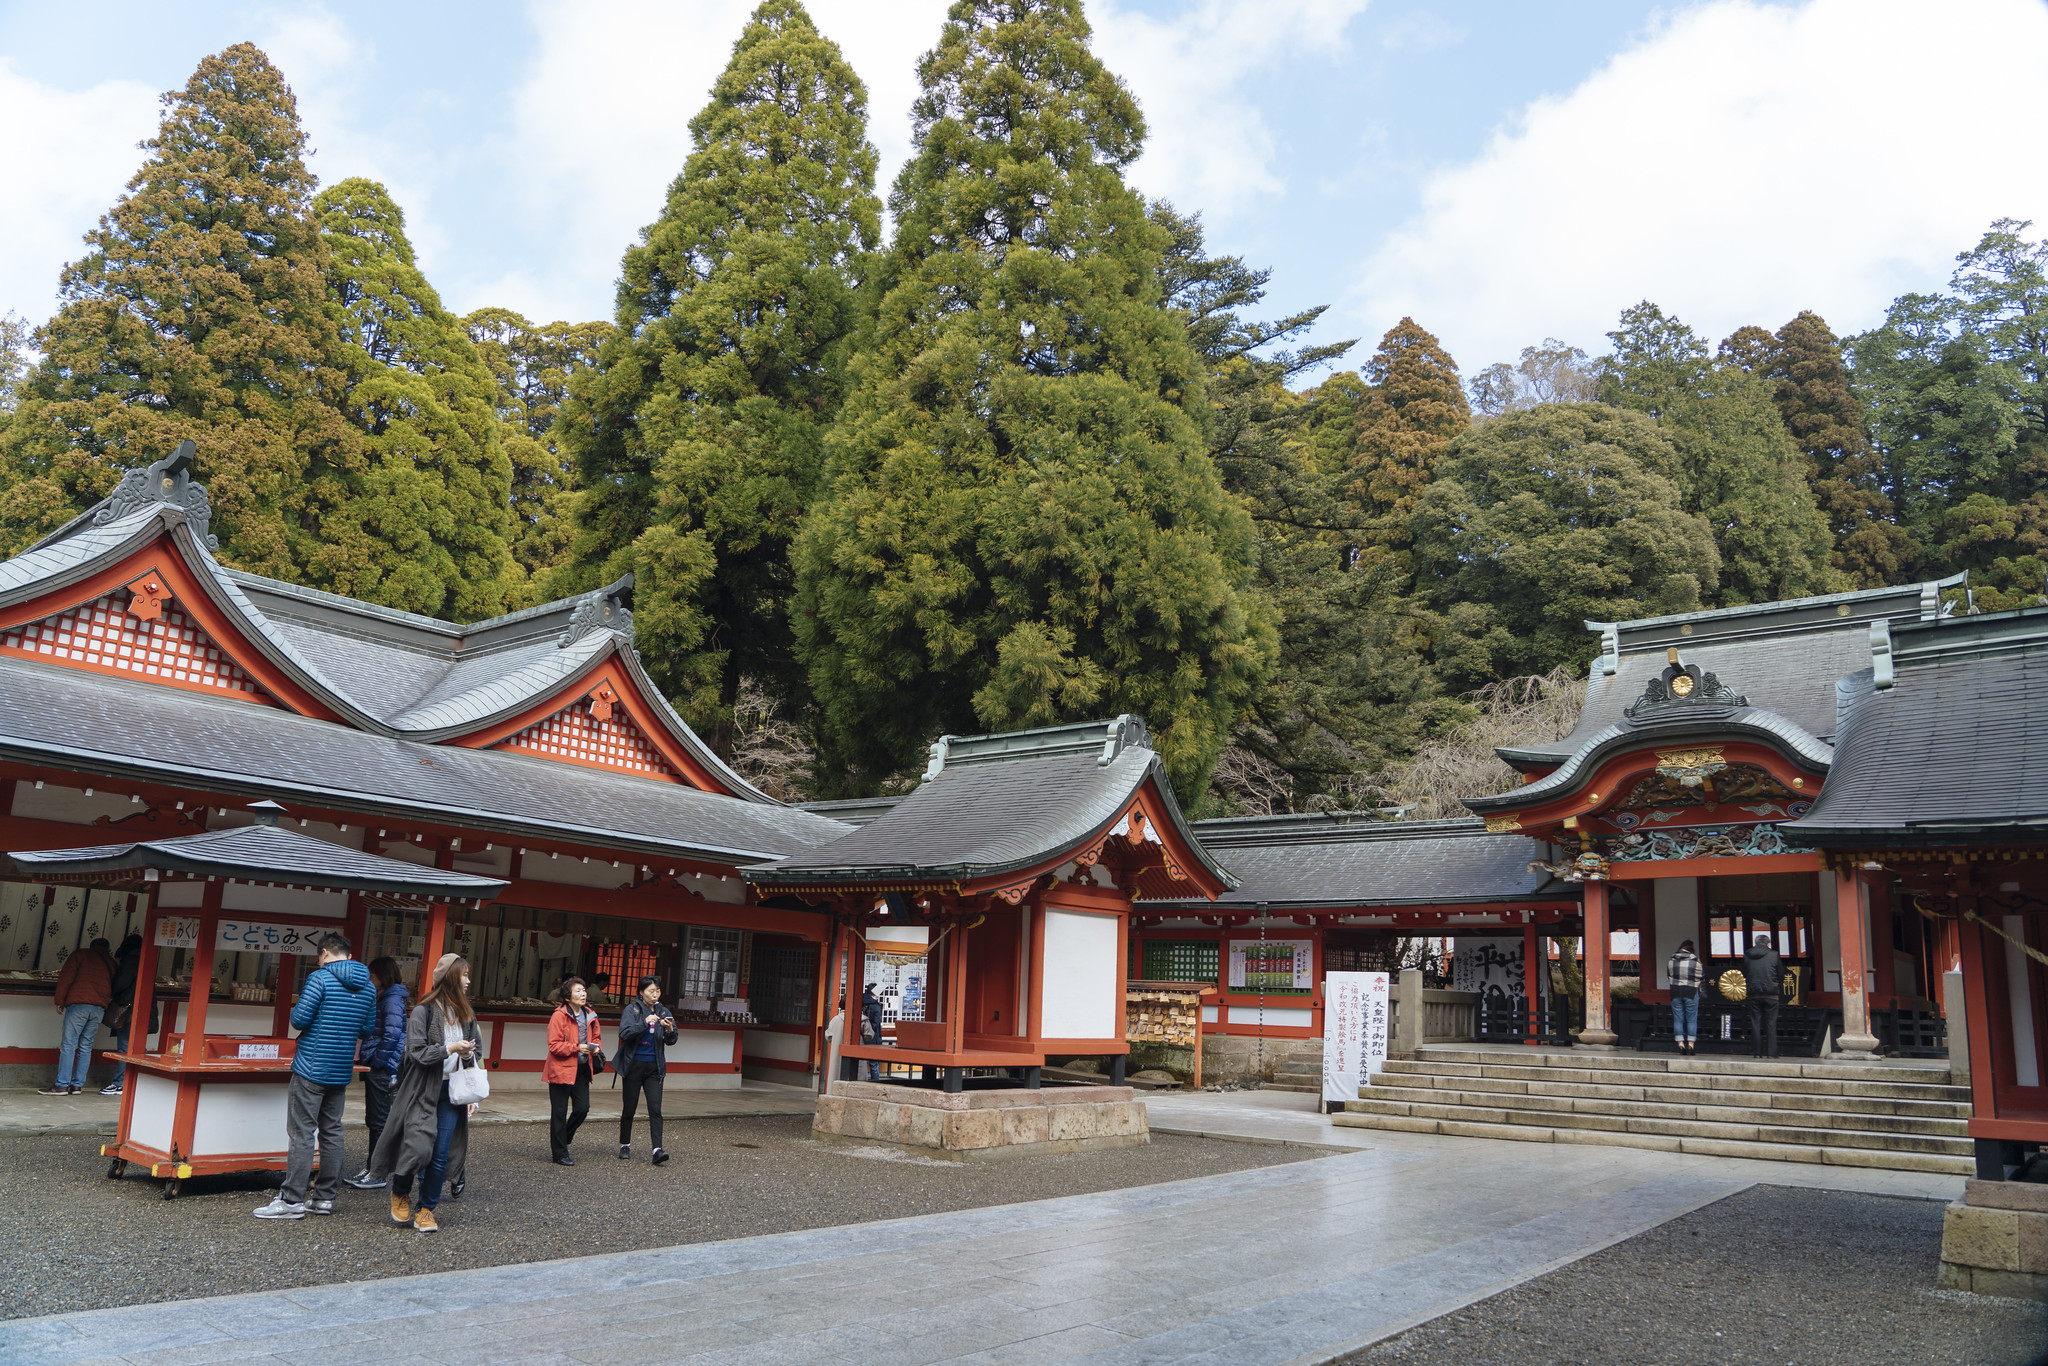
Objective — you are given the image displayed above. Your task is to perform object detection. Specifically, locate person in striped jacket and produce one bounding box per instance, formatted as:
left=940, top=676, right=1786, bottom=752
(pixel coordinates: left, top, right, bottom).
left=1668, top=940, right=1704, bottom=1056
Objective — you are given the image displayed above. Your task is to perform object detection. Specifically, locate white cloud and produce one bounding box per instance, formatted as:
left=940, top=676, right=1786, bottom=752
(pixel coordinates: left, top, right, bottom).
left=1091, top=0, right=1369, bottom=221
left=498, top=0, right=948, bottom=325
left=1351, top=0, right=2048, bottom=371
left=0, top=61, right=159, bottom=328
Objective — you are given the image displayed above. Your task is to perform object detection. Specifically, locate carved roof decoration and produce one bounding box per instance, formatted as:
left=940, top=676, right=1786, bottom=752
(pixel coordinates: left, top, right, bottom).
left=1623, top=648, right=1747, bottom=720
left=0, top=445, right=770, bottom=801
left=92, top=441, right=217, bottom=552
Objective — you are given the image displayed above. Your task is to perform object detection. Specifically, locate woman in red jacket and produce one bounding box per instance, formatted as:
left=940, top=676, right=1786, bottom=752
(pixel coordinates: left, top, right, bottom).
left=545, top=977, right=602, bottom=1165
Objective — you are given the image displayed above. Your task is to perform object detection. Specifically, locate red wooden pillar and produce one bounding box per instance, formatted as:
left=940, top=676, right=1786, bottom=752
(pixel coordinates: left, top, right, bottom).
left=417, top=903, right=448, bottom=997
left=1523, top=919, right=1541, bottom=1046
left=1835, top=868, right=1880, bottom=1055
left=183, top=880, right=225, bottom=1048
left=1580, top=881, right=1616, bottom=1046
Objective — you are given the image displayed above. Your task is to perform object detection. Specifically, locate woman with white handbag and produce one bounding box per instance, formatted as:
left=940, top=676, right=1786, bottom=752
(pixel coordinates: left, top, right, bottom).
left=368, top=954, right=483, bottom=1233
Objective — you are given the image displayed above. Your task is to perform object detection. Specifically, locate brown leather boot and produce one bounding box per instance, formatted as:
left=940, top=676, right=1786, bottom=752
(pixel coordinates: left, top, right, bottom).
left=389, top=1190, right=410, bottom=1224
left=413, top=1207, right=439, bottom=1233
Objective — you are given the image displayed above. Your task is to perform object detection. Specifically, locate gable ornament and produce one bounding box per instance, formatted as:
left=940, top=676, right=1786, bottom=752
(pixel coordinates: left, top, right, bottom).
left=1624, top=647, right=1746, bottom=721
left=94, top=441, right=219, bottom=551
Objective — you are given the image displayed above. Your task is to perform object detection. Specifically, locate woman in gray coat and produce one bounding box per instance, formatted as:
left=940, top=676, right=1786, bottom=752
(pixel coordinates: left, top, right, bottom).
left=369, top=956, right=480, bottom=1233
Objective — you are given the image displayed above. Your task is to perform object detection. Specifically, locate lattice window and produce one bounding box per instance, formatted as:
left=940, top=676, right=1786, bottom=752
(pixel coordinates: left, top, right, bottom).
left=496, top=699, right=677, bottom=782
left=0, top=591, right=272, bottom=703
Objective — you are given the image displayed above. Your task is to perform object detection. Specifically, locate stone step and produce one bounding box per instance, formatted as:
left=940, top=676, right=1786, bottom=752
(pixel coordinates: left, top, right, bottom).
left=1371, top=1071, right=1970, bottom=1119
left=1411, top=1047, right=1955, bottom=1087
left=1355, top=1085, right=1972, bottom=1139
left=1340, top=1095, right=1972, bottom=1157
left=1377, top=1059, right=1967, bottom=1103
left=1263, top=1082, right=1322, bottom=1094
left=1329, top=1109, right=1975, bottom=1175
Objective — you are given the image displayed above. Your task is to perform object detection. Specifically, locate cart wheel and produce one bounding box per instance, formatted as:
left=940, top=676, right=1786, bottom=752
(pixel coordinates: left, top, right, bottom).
left=105, top=1158, right=127, bottom=1180
left=161, top=1178, right=180, bottom=1200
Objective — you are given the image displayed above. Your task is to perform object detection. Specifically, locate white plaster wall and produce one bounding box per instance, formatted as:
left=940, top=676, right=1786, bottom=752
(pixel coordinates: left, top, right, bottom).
left=497, top=1021, right=549, bottom=1061
left=156, top=882, right=204, bottom=908
left=191, top=1081, right=289, bottom=1157
left=667, top=1029, right=736, bottom=1065
left=1652, top=878, right=1698, bottom=987
left=1040, top=909, right=1119, bottom=1039
left=1227, top=1005, right=1314, bottom=1029
left=743, top=1029, right=809, bottom=1062
left=221, top=885, right=347, bottom=918
left=518, top=852, right=631, bottom=890
left=128, top=1072, right=177, bottom=1150
left=0, top=994, right=62, bottom=1049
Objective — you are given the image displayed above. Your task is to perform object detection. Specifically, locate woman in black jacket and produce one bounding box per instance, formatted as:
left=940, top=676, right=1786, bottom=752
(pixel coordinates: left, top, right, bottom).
left=99, top=935, right=144, bottom=1097
left=616, top=976, right=677, bottom=1165
left=344, top=957, right=409, bottom=1191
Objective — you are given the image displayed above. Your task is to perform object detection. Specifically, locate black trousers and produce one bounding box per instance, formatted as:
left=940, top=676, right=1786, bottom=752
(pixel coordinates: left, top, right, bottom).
left=363, top=1068, right=394, bottom=1154
left=620, top=1060, right=664, bottom=1151
left=1747, top=997, right=1781, bottom=1057
left=549, top=1065, right=590, bottom=1159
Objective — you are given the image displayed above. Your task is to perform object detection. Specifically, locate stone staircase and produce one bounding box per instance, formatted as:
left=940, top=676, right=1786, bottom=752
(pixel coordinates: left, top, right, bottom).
left=1331, top=1044, right=1974, bottom=1175
left=1266, top=1039, right=1324, bottom=1093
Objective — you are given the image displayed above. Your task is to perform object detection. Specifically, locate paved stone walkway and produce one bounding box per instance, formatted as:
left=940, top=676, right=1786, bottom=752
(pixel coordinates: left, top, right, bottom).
left=0, top=1089, right=1961, bottom=1365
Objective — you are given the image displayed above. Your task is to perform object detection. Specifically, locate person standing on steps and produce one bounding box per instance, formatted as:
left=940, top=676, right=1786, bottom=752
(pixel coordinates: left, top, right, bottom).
left=343, top=956, right=408, bottom=1192
left=545, top=977, right=602, bottom=1165
left=616, top=976, right=677, bottom=1165
left=255, top=933, right=377, bottom=1220
left=370, top=955, right=480, bottom=1233
left=43, top=936, right=118, bottom=1096
left=1667, top=939, right=1703, bottom=1056
left=1744, top=933, right=1783, bottom=1059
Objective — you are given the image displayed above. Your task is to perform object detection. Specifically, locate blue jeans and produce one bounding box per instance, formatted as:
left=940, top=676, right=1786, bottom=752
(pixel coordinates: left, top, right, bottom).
left=55, top=1004, right=104, bottom=1088
left=394, top=1093, right=462, bottom=1211
left=1671, top=992, right=1700, bottom=1044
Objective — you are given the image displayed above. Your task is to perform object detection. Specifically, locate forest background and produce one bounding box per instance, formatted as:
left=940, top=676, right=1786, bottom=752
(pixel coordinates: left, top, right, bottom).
left=0, top=0, right=2042, bottom=819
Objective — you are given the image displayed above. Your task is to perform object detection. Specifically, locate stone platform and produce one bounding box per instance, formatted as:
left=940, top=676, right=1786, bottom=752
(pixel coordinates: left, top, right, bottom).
left=1940, top=1176, right=2048, bottom=1299
left=814, top=1080, right=1148, bottom=1160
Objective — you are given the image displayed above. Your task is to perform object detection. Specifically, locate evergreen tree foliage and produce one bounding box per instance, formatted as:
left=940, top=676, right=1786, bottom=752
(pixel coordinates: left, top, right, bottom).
left=313, top=178, right=512, bottom=620
left=1603, top=302, right=1836, bottom=604
left=1853, top=220, right=2048, bottom=608
left=1411, top=403, right=1719, bottom=685
left=0, top=43, right=352, bottom=571
left=1342, top=318, right=1468, bottom=543
left=1722, top=312, right=1913, bottom=588
left=464, top=308, right=611, bottom=608
left=557, top=0, right=879, bottom=754
left=792, top=0, right=1271, bottom=801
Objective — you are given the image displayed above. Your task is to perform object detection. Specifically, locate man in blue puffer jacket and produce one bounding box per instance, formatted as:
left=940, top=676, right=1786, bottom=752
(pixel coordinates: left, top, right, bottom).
left=256, top=933, right=378, bottom=1220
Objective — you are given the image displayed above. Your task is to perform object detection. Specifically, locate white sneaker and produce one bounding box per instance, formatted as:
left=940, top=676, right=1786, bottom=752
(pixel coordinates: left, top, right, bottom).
left=99, top=1082, right=123, bottom=1096
left=253, top=1196, right=307, bottom=1220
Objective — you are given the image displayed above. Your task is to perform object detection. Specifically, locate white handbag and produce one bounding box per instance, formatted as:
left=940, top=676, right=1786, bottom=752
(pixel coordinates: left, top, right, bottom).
left=447, top=1053, right=490, bottom=1105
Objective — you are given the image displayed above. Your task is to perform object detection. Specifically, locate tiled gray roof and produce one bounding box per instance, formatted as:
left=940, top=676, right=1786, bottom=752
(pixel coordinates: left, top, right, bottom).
left=1505, top=576, right=1962, bottom=767
left=1141, top=815, right=1574, bottom=910
left=0, top=655, right=852, bottom=865
left=754, top=718, right=1234, bottom=888
left=2, top=471, right=772, bottom=800
left=10, top=823, right=508, bottom=899
left=1784, top=607, right=2048, bottom=844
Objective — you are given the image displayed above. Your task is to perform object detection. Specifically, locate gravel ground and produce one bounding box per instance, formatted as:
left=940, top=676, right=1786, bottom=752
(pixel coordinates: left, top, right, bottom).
left=1353, top=1185, right=2048, bottom=1366
left=0, top=1114, right=1314, bottom=1321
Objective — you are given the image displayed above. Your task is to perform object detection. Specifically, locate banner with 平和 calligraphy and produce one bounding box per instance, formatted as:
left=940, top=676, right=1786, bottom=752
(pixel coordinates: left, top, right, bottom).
left=215, top=920, right=331, bottom=956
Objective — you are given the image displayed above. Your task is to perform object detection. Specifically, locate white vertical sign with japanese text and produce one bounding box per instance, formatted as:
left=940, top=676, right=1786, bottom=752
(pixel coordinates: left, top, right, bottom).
left=1322, top=971, right=1390, bottom=1105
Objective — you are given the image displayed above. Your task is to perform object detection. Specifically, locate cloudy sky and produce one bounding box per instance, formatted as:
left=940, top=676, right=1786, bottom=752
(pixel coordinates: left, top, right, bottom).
left=3, top=0, right=2045, bottom=382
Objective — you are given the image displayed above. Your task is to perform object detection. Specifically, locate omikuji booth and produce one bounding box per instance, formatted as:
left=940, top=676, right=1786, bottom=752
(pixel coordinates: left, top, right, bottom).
left=10, top=802, right=505, bottom=1196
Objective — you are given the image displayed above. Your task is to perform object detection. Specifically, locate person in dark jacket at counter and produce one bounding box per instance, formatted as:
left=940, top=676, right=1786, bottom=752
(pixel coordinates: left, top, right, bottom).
left=344, top=957, right=409, bottom=1191
left=1744, top=935, right=1783, bottom=1059
left=617, top=976, right=678, bottom=1165
left=42, top=937, right=117, bottom=1096
left=100, top=934, right=144, bottom=1096
left=255, top=933, right=377, bottom=1220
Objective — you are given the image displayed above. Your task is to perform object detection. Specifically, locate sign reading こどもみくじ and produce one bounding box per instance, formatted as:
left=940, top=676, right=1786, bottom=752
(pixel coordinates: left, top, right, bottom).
left=216, top=921, right=331, bottom=956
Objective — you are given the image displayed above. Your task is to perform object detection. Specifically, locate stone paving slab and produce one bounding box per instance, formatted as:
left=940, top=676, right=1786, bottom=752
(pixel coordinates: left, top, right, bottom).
left=1, top=1088, right=1969, bottom=1366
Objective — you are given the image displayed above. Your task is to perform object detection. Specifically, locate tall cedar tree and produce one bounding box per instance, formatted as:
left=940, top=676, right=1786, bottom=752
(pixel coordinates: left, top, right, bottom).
left=1853, top=220, right=2048, bottom=608
left=1721, top=312, right=1913, bottom=587
left=1412, top=403, right=1719, bottom=686
left=556, top=0, right=880, bottom=754
left=792, top=0, right=1271, bottom=800
left=1603, top=302, right=1836, bottom=604
left=1150, top=208, right=1438, bottom=813
left=465, top=309, right=613, bottom=609
left=1343, top=318, right=1469, bottom=544
left=0, top=44, right=353, bottom=571
left=314, top=179, right=513, bottom=620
